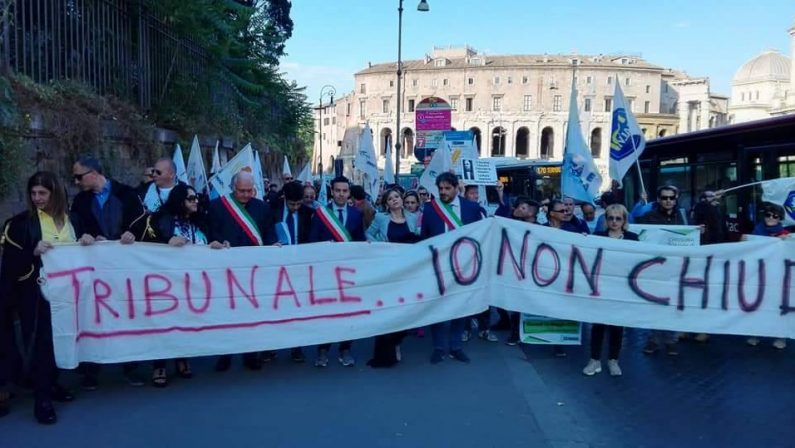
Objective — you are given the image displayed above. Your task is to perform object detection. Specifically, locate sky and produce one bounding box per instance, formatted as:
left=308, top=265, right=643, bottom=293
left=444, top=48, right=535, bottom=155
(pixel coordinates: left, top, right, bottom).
left=280, top=0, right=794, bottom=103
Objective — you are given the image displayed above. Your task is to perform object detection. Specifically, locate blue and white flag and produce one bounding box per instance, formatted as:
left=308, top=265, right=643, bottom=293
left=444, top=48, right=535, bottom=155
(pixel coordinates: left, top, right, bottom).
left=562, top=81, right=602, bottom=204
left=383, top=142, right=395, bottom=185
left=172, top=144, right=188, bottom=184
left=609, top=82, right=646, bottom=187
left=186, top=135, right=208, bottom=193
left=210, top=140, right=221, bottom=176
left=761, top=177, right=795, bottom=225
left=355, top=124, right=380, bottom=197
left=253, top=150, right=266, bottom=200
left=209, top=143, right=254, bottom=199
left=318, top=172, right=328, bottom=205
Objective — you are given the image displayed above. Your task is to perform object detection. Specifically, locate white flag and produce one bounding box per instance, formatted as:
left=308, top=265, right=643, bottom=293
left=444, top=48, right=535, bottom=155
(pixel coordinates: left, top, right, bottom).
left=282, top=155, right=292, bottom=177
left=355, top=124, right=380, bottom=197
left=609, top=82, right=646, bottom=187
left=318, top=172, right=328, bottom=205
left=210, top=140, right=221, bottom=175
left=296, top=164, right=312, bottom=185
left=418, top=137, right=453, bottom=198
left=761, top=177, right=795, bottom=225
left=186, top=135, right=208, bottom=193
left=209, top=143, right=255, bottom=199
left=384, top=142, right=395, bottom=185
left=253, top=150, right=266, bottom=200
left=172, top=144, right=188, bottom=184
left=562, top=79, right=602, bottom=204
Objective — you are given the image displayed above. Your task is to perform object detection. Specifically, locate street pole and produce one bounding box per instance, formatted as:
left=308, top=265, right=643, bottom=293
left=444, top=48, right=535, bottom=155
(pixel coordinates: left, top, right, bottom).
left=394, top=0, right=404, bottom=180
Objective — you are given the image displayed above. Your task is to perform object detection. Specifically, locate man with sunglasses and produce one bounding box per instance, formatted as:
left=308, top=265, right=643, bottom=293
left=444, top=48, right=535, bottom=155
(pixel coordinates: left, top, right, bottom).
left=417, top=186, right=431, bottom=203
left=70, top=155, right=147, bottom=389
left=136, top=158, right=185, bottom=213
left=636, top=185, right=686, bottom=355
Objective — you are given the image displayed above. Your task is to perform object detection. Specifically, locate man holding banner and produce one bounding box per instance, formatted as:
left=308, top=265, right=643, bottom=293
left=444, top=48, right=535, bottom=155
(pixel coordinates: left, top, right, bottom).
left=308, top=175, right=366, bottom=368
left=420, top=172, right=483, bottom=364
left=208, top=171, right=277, bottom=372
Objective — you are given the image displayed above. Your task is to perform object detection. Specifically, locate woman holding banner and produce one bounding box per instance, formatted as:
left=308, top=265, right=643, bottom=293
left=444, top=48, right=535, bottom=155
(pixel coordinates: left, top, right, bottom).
left=582, top=204, right=638, bottom=377
left=365, top=188, right=420, bottom=367
left=134, top=184, right=208, bottom=386
left=0, top=172, right=96, bottom=424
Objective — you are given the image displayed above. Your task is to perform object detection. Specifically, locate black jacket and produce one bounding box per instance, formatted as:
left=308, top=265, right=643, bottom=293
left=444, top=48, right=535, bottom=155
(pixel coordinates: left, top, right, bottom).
left=593, top=229, right=639, bottom=241
left=71, top=179, right=145, bottom=240
left=636, top=207, right=686, bottom=226
left=270, top=199, right=314, bottom=245
left=207, top=197, right=277, bottom=247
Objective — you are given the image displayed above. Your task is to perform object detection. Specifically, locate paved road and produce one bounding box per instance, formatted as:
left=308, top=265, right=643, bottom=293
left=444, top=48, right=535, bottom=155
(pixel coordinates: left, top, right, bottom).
left=2, top=326, right=794, bottom=448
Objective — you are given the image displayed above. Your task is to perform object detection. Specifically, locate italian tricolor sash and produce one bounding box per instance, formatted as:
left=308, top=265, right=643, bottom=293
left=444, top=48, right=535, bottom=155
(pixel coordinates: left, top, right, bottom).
left=315, top=206, right=352, bottom=242
left=220, top=195, right=263, bottom=246
left=431, top=198, right=463, bottom=230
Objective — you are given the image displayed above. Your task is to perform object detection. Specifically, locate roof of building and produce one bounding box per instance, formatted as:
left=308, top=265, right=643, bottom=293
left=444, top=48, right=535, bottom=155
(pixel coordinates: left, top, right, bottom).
left=356, top=53, right=664, bottom=75
left=733, top=50, right=791, bottom=84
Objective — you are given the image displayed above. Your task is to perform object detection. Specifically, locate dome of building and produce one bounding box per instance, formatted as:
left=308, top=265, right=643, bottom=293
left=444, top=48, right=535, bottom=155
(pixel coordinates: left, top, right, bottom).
left=733, top=50, right=791, bottom=84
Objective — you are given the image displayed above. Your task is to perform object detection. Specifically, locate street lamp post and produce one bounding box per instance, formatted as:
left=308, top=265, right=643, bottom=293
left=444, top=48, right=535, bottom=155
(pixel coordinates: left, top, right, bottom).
left=318, top=85, right=336, bottom=176
left=394, top=0, right=429, bottom=181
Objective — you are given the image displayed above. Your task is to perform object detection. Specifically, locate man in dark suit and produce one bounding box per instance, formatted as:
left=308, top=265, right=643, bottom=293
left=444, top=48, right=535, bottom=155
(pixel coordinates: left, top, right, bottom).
left=208, top=171, right=277, bottom=372
left=420, top=172, right=483, bottom=364
left=70, top=155, right=147, bottom=390
left=263, top=181, right=314, bottom=363
left=308, top=176, right=365, bottom=367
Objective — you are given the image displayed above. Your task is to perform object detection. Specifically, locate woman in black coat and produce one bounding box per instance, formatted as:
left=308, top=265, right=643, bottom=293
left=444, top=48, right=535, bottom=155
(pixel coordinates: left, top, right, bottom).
left=133, top=184, right=208, bottom=386
left=0, top=172, right=95, bottom=424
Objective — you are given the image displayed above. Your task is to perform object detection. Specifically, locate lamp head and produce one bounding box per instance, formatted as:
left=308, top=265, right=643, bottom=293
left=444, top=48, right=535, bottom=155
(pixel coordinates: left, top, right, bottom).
left=417, top=0, right=429, bottom=11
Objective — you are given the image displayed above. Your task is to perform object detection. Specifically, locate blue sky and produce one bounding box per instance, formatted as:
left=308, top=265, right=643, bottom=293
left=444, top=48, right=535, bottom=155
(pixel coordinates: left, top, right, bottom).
left=282, top=1, right=794, bottom=102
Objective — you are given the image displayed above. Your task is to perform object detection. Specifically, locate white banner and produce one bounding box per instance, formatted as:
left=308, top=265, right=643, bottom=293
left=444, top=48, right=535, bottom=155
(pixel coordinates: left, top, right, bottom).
left=630, top=224, right=701, bottom=246
left=41, top=218, right=795, bottom=368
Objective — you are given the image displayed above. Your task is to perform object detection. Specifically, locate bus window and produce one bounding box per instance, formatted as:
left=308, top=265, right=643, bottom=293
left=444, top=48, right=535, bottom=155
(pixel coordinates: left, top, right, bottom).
left=779, top=155, right=795, bottom=177
left=658, top=159, right=693, bottom=212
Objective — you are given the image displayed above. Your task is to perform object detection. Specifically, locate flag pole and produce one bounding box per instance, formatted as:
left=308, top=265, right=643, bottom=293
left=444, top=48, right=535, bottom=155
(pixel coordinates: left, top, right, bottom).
left=616, top=72, right=647, bottom=202
left=717, top=180, right=770, bottom=195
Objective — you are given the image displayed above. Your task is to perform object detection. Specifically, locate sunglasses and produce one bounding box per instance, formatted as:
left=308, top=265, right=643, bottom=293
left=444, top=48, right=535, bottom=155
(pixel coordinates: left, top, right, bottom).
left=658, top=195, right=676, bottom=201
left=551, top=209, right=565, bottom=213
left=73, top=170, right=94, bottom=181
left=185, top=195, right=199, bottom=202
left=152, top=169, right=163, bottom=176
left=764, top=212, right=781, bottom=219
left=606, top=216, right=624, bottom=222
left=419, top=192, right=429, bottom=196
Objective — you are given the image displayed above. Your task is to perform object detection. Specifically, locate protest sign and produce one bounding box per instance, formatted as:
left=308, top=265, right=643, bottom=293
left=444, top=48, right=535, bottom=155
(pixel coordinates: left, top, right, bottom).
left=460, top=158, right=497, bottom=185
left=41, top=218, right=795, bottom=367
left=520, top=315, right=581, bottom=345
left=629, top=224, right=701, bottom=246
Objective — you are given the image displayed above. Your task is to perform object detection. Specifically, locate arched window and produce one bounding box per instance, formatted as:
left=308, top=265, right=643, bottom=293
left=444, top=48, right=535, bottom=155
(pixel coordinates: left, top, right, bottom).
left=658, top=129, right=667, bottom=137
left=515, top=127, right=530, bottom=158
left=469, top=127, right=482, bottom=153
left=380, top=128, right=392, bottom=155
left=540, top=127, right=554, bottom=159
left=400, top=128, right=414, bottom=159
left=590, top=128, right=602, bottom=157
left=491, top=127, right=506, bottom=156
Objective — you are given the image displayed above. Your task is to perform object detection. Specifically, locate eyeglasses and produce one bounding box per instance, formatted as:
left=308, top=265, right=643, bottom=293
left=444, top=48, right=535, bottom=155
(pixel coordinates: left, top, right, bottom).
left=764, top=212, right=781, bottom=219
left=658, top=195, right=676, bottom=201
left=152, top=169, right=162, bottom=176
left=73, top=170, right=94, bottom=181
left=419, top=192, right=429, bottom=197
left=606, top=216, right=624, bottom=222
left=550, top=209, right=565, bottom=213
left=185, top=195, right=199, bottom=202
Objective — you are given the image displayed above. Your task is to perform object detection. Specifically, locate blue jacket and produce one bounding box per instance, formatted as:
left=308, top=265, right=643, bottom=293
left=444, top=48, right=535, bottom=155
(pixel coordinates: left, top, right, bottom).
left=366, top=211, right=420, bottom=242
left=420, top=198, right=483, bottom=240
left=308, top=204, right=366, bottom=242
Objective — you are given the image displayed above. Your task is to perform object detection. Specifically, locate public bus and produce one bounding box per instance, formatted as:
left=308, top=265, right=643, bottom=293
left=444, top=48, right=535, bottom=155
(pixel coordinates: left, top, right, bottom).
left=623, top=114, right=795, bottom=240
left=485, top=158, right=563, bottom=204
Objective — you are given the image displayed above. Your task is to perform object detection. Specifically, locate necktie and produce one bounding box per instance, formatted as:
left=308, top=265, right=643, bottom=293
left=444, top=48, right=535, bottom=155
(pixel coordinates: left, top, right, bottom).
left=287, top=211, right=296, bottom=244
left=337, top=208, right=344, bottom=225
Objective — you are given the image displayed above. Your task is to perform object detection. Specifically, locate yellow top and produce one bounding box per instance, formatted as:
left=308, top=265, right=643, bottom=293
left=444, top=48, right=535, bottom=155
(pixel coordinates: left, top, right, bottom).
left=38, top=209, right=76, bottom=244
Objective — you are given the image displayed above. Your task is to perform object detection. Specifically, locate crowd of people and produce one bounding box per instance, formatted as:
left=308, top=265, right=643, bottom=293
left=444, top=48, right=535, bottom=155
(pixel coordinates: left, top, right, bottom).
left=0, top=154, right=791, bottom=425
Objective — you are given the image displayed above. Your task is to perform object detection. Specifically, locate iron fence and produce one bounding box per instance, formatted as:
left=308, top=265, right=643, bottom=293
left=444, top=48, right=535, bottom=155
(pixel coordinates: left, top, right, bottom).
left=1, top=0, right=212, bottom=111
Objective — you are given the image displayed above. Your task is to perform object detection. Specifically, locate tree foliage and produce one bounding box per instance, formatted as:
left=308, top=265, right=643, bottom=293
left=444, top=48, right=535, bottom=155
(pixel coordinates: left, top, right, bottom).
left=150, top=0, right=312, bottom=161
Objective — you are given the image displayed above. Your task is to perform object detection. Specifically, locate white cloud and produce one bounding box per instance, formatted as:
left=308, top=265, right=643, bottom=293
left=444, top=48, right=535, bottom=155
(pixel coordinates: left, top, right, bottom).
left=280, top=61, right=355, bottom=102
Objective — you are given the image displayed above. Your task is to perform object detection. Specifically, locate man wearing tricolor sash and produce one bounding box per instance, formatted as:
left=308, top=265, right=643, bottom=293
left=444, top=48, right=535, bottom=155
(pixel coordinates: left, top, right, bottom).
left=308, top=176, right=365, bottom=368
left=420, top=172, right=484, bottom=364
left=207, top=171, right=277, bottom=371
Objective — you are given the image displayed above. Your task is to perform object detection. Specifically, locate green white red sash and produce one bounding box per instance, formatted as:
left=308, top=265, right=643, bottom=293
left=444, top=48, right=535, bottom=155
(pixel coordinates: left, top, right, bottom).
left=431, top=198, right=463, bottom=230
left=315, top=206, right=352, bottom=242
left=220, top=195, right=263, bottom=246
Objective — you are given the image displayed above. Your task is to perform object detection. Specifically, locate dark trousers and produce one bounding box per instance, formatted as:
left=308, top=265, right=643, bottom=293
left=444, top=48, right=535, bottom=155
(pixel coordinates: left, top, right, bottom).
left=153, top=358, right=188, bottom=369
left=508, top=311, right=521, bottom=341
left=590, top=324, right=624, bottom=360
left=17, top=292, right=57, bottom=401
left=80, top=361, right=139, bottom=378
left=367, top=332, right=406, bottom=368
left=0, top=303, right=21, bottom=390
left=318, top=340, right=352, bottom=353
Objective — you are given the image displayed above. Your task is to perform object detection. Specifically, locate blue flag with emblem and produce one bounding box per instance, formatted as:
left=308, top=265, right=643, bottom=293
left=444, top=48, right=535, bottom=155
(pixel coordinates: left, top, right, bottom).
left=562, top=78, right=602, bottom=204
left=609, top=82, right=646, bottom=187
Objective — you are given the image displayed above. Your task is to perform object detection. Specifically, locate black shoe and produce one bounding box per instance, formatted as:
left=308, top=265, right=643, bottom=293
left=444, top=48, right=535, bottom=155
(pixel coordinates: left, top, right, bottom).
left=124, top=372, right=146, bottom=387
left=81, top=375, right=99, bottom=392
left=261, top=351, right=277, bottom=363
left=0, top=392, right=9, bottom=418
left=52, top=385, right=75, bottom=403
left=449, top=349, right=471, bottom=363
left=430, top=349, right=445, bottom=364
left=290, top=348, right=305, bottom=363
left=215, top=356, right=232, bottom=372
left=34, top=400, right=57, bottom=425
left=505, top=336, right=519, bottom=346
left=243, top=357, right=262, bottom=371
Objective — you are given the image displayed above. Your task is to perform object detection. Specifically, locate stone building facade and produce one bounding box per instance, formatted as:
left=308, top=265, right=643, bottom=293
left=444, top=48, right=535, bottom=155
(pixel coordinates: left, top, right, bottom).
left=313, top=46, right=725, bottom=179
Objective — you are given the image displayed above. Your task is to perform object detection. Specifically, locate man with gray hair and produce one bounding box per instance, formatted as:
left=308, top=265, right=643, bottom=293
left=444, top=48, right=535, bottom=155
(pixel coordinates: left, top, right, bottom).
left=207, top=170, right=277, bottom=372
left=137, top=157, right=183, bottom=213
